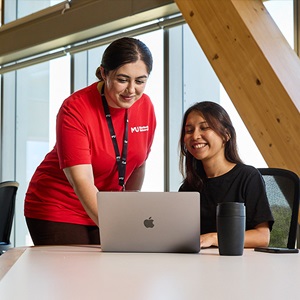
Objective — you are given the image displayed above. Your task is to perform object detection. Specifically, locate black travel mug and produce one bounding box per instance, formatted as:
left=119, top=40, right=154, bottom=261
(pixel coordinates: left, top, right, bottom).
left=217, top=202, right=245, bottom=256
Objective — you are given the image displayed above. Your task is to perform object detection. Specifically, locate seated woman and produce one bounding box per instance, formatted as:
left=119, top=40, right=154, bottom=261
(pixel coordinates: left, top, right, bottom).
left=178, top=101, right=274, bottom=248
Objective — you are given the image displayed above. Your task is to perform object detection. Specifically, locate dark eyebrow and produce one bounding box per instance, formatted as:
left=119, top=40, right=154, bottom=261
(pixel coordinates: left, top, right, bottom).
left=185, top=121, right=207, bottom=127
left=116, top=74, right=148, bottom=79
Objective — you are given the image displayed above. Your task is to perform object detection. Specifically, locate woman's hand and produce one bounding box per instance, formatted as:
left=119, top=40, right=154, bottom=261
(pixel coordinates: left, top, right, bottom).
left=200, top=232, right=218, bottom=248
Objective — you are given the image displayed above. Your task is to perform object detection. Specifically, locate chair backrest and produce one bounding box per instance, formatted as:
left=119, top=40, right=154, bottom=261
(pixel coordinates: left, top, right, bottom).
left=258, top=168, right=299, bottom=249
left=0, top=181, right=19, bottom=245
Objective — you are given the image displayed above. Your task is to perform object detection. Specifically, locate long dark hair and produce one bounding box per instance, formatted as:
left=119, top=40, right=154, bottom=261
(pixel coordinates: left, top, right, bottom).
left=179, top=101, right=243, bottom=191
left=95, top=37, right=153, bottom=80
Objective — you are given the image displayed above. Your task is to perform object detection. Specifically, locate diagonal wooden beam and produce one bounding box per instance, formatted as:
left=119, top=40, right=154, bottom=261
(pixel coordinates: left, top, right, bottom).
left=175, top=0, right=300, bottom=176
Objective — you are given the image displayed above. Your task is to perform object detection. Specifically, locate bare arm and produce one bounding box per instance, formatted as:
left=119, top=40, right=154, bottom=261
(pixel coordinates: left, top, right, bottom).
left=63, top=164, right=99, bottom=226
left=125, top=162, right=146, bottom=191
left=244, top=222, right=270, bottom=248
left=200, top=222, right=270, bottom=248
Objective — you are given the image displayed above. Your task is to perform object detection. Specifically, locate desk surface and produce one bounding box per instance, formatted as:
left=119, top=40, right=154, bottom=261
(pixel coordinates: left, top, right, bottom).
left=0, top=245, right=299, bottom=300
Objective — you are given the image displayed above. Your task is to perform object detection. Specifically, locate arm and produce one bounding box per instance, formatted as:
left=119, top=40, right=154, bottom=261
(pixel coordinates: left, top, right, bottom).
left=244, top=222, right=270, bottom=248
left=125, top=162, right=146, bottom=191
left=200, top=222, right=270, bottom=248
left=63, top=164, right=99, bottom=226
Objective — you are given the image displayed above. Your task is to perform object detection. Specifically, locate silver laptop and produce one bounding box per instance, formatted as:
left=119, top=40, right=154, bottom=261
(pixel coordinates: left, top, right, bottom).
left=97, top=191, right=200, bottom=253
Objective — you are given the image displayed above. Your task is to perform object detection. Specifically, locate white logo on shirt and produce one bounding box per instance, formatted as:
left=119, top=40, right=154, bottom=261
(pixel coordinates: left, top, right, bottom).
left=131, top=126, right=149, bottom=133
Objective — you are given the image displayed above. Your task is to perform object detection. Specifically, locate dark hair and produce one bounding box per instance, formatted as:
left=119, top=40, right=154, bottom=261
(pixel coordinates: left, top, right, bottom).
left=179, top=101, right=243, bottom=191
left=95, top=37, right=153, bottom=80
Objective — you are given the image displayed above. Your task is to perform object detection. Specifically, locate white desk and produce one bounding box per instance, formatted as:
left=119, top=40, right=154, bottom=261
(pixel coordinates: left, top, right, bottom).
left=0, top=245, right=299, bottom=300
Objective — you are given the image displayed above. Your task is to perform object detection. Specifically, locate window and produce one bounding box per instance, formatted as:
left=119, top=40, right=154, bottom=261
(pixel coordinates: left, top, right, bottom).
left=13, top=57, right=70, bottom=245
left=264, top=0, right=294, bottom=48
left=3, top=0, right=65, bottom=24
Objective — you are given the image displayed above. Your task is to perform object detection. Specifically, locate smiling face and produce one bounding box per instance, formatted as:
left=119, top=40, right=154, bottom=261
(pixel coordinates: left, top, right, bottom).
left=100, top=60, right=148, bottom=109
left=183, top=110, right=226, bottom=163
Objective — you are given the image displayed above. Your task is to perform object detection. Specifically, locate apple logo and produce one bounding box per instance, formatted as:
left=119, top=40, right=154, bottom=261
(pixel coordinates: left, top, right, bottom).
left=144, top=217, right=154, bottom=228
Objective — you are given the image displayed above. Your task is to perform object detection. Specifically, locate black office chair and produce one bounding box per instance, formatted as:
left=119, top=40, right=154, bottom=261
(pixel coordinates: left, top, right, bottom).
left=258, top=168, right=299, bottom=249
left=0, top=181, right=19, bottom=255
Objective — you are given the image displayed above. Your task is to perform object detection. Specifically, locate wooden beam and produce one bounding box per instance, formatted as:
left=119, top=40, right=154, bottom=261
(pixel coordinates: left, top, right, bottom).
left=175, top=0, right=300, bottom=176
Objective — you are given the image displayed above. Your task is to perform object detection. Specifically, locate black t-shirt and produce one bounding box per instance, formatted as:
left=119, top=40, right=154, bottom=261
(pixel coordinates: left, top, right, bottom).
left=179, top=164, right=274, bottom=234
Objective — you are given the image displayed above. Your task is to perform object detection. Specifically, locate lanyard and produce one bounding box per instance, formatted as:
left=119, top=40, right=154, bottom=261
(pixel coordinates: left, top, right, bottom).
left=101, top=85, right=128, bottom=190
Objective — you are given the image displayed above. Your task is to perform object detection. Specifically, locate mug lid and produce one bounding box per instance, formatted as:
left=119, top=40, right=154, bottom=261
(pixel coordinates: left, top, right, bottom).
left=217, top=202, right=245, bottom=217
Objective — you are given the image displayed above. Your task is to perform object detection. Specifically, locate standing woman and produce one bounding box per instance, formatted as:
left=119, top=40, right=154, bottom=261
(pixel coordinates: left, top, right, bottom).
left=25, top=37, right=156, bottom=245
left=179, top=101, right=273, bottom=248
